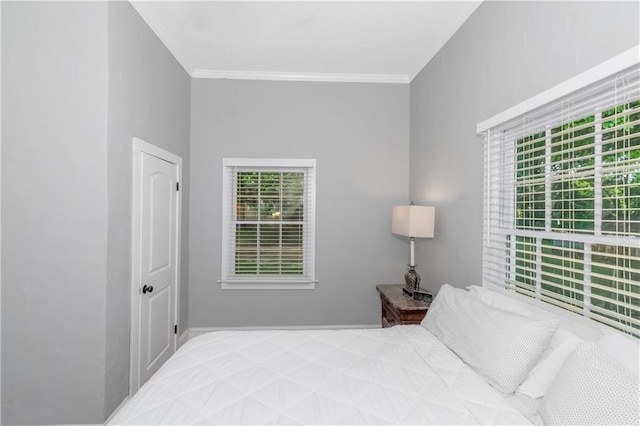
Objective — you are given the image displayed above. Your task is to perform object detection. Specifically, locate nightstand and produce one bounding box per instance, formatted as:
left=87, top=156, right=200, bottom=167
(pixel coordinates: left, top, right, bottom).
left=376, top=284, right=430, bottom=327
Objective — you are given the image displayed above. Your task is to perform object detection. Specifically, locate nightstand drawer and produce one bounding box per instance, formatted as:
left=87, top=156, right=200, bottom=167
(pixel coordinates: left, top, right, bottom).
left=377, top=284, right=430, bottom=327
left=381, top=300, right=401, bottom=327
left=381, top=317, right=398, bottom=328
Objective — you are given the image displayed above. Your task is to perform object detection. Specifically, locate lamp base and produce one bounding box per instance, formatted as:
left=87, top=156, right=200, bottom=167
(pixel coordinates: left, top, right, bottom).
left=404, top=265, right=421, bottom=295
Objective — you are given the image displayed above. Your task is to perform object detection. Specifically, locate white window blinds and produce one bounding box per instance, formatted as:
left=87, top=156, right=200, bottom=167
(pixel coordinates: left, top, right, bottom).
left=221, top=158, right=316, bottom=290
left=482, top=62, right=640, bottom=337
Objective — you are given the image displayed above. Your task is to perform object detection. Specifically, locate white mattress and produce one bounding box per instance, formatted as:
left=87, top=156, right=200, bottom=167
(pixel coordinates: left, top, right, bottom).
left=109, top=325, right=532, bottom=425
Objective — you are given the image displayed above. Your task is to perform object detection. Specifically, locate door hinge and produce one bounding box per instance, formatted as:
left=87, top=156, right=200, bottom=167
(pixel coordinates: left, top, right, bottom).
left=176, top=182, right=180, bottom=191
left=174, top=324, right=178, bottom=334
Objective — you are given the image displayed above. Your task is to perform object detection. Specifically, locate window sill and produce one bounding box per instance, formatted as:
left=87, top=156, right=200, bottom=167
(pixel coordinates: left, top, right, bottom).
left=218, top=280, right=317, bottom=290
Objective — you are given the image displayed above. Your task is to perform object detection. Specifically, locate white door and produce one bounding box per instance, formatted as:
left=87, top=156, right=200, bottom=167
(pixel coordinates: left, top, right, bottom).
left=131, top=138, right=182, bottom=394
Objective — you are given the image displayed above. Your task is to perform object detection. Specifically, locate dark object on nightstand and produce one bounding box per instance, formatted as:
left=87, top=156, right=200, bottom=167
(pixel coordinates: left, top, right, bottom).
left=412, top=289, right=433, bottom=303
left=376, top=284, right=430, bottom=328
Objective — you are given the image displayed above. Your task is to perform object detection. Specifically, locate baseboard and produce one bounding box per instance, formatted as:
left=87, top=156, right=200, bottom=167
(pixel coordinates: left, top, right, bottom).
left=107, top=331, right=186, bottom=423
left=178, top=329, right=189, bottom=348
left=104, top=395, right=130, bottom=424
left=188, top=324, right=381, bottom=340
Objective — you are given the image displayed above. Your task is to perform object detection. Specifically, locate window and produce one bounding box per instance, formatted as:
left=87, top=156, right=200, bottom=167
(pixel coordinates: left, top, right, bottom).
left=480, top=55, right=639, bottom=337
left=221, top=158, right=316, bottom=289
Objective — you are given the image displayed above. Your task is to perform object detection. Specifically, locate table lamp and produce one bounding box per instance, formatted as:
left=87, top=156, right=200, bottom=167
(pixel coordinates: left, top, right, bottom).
left=392, top=204, right=435, bottom=295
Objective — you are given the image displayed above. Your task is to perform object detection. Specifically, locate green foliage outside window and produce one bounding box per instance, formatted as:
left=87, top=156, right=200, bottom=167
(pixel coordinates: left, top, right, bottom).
left=512, top=100, right=639, bottom=335
left=234, top=171, right=305, bottom=275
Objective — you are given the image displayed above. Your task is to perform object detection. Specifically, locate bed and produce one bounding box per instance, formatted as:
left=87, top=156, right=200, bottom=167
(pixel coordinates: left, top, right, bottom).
left=109, top=285, right=640, bottom=425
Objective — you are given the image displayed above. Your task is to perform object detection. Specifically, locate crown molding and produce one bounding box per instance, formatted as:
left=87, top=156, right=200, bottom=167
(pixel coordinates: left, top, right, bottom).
left=129, top=1, right=192, bottom=75
left=192, top=69, right=410, bottom=84
left=130, top=0, right=411, bottom=84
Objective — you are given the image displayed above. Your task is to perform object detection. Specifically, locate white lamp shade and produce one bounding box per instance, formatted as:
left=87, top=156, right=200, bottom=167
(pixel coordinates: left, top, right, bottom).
left=392, top=205, right=435, bottom=238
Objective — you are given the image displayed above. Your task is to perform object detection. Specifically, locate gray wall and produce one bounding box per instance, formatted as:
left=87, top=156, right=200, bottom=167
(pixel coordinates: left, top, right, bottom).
left=4, top=0, right=638, bottom=423
left=409, top=0, right=640, bottom=294
left=105, top=1, right=191, bottom=417
left=189, top=79, right=409, bottom=327
left=2, top=2, right=109, bottom=424
left=2, top=1, right=191, bottom=424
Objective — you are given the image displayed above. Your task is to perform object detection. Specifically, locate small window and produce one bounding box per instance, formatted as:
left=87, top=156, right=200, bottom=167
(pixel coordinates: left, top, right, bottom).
left=221, top=158, right=316, bottom=289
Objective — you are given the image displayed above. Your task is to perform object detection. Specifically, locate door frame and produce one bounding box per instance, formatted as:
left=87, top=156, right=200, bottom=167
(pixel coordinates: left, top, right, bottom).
left=130, top=137, right=182, bottom=396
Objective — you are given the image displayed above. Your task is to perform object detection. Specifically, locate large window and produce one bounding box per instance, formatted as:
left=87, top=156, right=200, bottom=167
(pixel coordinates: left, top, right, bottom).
left=481, top=59, right=639, bottom=337
left=221, top=158, right=316, bottom=289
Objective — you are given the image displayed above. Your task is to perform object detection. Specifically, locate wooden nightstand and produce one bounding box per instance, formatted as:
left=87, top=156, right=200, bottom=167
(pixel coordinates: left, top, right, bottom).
left=376, top=284, right=430, bottom=327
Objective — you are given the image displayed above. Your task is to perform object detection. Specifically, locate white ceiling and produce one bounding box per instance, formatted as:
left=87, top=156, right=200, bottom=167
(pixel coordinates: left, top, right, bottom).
left=130, top=1, right=482, bottom=84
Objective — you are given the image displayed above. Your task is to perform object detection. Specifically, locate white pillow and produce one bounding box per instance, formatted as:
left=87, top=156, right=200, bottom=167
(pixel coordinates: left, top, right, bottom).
left=467, top=285, right=603, bottom=341
left=539, top=342, right=640, bottom=425
left=423, top=284, right=559, bottom=393
left=597, top=330, right=640, bottom=376
left=517, top=327, right=583, bottom=398
left=467, top=285, right=535, bottom=316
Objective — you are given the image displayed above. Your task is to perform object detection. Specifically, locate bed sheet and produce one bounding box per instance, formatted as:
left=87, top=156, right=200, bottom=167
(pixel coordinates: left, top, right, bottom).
left=109, top=325, right=531, bottom=425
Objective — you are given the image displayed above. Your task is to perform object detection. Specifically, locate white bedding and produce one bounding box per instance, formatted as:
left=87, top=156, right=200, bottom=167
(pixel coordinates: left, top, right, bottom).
left=109, top=325, right=531, bottom=425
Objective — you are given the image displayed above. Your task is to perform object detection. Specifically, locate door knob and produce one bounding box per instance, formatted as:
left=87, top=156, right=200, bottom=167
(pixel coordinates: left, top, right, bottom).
left=142, top=284, right=154, bottom=294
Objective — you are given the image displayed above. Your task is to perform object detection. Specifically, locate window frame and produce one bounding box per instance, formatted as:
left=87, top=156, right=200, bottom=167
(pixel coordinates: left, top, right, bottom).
left=220, top=158, right=317, bottom=290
